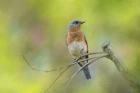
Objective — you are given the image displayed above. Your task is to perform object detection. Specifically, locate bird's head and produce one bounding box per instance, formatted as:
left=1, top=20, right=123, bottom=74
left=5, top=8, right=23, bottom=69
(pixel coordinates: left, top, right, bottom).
left=68, top=20, right=85, bottom=31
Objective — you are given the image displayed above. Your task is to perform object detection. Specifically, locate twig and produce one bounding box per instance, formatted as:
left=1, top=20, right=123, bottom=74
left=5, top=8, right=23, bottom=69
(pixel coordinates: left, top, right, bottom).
left=22, top=52, right=105, bottom=73
left=65, top=54, right=108, bottom=89
left=43, top=54, right=107, bottom=92
left=23, top=42, right=140, bottom=93
left=73, top=52, right=107, bottom=64
left=80, top=52, right=105, bottom=58
left=22, top=55, right=44, bottom=71
left=44, top=65, right=72, bottom=93
left=22, top=55, right=74, bottom=72
left=22, top=52, right=107, bottom=92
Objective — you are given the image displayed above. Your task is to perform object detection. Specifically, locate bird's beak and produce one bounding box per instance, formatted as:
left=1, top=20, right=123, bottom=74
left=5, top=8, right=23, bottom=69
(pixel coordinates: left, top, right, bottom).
left=80, top=21, right=85, bottom=24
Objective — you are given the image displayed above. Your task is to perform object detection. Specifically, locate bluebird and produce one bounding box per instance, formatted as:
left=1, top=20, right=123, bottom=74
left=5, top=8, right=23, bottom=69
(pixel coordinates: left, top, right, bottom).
left=66, top=20, right=91, bottom=80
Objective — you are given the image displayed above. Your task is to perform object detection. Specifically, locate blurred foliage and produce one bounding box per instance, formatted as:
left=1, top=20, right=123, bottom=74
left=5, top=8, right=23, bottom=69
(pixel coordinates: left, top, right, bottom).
left=0, top=0, right=140, bottom=93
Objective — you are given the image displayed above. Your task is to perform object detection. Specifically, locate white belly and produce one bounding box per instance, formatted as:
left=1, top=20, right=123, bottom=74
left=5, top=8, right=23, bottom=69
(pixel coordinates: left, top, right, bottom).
left=68, top=41, right=87, bottom=58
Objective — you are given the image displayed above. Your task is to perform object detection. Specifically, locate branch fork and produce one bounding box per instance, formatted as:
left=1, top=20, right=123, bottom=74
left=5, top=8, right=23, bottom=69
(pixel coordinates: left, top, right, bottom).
left=23, top=42, right=140, bottom=93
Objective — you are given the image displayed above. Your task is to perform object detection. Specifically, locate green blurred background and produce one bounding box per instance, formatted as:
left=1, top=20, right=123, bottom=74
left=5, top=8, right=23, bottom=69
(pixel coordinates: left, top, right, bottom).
left=0, top=0, right=140, bottom=93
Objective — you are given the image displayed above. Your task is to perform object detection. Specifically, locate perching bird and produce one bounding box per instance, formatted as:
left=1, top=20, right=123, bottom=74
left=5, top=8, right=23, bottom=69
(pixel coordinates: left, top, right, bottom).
left=66, top=20, right=91, bottom=80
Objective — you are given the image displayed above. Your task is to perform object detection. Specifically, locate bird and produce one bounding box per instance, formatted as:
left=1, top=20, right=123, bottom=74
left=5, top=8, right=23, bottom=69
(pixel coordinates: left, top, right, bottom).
left=66, top=20, right=91, bottom=80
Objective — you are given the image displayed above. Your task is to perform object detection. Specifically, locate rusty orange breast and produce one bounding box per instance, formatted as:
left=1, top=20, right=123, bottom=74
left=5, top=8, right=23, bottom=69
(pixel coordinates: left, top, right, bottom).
left=67, top=30, right=85, bottom=45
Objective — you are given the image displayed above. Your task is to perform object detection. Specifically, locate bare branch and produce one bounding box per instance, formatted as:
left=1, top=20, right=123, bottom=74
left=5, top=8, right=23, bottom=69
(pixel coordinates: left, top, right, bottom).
left=23, top=42, right=140, bottom=93
left=102, top=42, right=140, bottom=92
left=44, top=65, right=72, bottom=93
left=22, top=52, right=107, bottom=93
left=22, top=52, right=105, bottom=73
left=102, top=42, right=125, bottom=72
left=80, top=51, right=105, bottom=58
left=73, top=52, right=107, bottom=64
left=22, top=55, right=45, bottom=72
left=65, top=54, right=108, bottom=88
left=22, top=55, right=74, bottom=72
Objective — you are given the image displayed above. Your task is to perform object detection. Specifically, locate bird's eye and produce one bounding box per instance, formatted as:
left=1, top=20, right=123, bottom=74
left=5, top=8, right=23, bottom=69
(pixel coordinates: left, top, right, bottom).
left=75, top=21, right=79, bottom=24
left=73, top=21, right=79, bottom=24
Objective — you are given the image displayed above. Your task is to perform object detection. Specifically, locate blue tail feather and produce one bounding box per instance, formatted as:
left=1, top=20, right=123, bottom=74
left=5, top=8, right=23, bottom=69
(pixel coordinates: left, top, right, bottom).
left=83, top=66, right=91, bottom=80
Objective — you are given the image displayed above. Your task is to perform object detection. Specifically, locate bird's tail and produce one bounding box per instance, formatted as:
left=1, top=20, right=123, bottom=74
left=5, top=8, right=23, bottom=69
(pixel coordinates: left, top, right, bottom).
left=83, top=66, right=91, bottom=80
